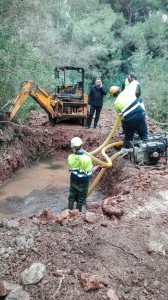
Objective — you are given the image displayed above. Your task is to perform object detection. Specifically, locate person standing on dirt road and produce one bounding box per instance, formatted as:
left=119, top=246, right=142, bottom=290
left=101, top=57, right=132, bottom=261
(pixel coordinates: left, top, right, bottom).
left=109, top=82, right=148, bottom=149
left=67, top=137, right=99, bottom=212
left=86, top=79, right=107, bottom=129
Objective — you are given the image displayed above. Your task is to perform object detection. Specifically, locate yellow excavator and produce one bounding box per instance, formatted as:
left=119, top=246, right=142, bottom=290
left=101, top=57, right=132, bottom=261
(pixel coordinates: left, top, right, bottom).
left=4, top=67, right=88, bottom=126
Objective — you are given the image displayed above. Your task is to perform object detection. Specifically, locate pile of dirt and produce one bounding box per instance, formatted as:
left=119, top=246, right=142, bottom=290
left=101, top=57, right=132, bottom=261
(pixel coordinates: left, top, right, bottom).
left=0, top=109, right=168, bottom=300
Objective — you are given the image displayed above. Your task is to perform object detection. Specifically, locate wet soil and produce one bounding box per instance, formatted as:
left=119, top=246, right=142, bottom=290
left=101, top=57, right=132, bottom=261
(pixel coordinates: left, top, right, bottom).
left=0, top=160, right=103, bottom=218
left=0, top=159, right=69, bottom=218
left=0, top=109, right=168, bottom=300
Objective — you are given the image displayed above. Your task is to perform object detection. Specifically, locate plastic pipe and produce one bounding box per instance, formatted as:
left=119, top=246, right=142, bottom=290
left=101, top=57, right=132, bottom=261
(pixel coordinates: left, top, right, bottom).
left=87, top=142, right=123, bottom=196
left=84, top=114, right=123, bottom=196
left=90, top=115, right=121, bottom=155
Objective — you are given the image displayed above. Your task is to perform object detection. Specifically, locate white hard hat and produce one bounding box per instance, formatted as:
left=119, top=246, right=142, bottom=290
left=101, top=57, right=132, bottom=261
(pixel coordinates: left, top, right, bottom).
left=70, top=137, right=83, bottom=148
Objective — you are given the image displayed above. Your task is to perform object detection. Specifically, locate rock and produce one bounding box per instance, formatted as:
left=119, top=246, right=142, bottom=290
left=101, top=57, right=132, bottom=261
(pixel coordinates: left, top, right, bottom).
left=80, top=272, right=108, bottom=292
left=107, top=288, right=120, bottom=300
left=69, top=209, right=80, bottom=217
left=100, top=221, right=108, bottom=227
left=26, top=237, right=34, bottom=248
left=103, top=206, right=124, bottom=218
left=0, top=247, right=6, bottom=255
left=39, top=208, right=57, bottom=221
left=21, top=262, right=46, bottom=285
left=15, top=236, right=27, bottom=248
left=87, top=202, right=100, bottom=209
left=15, top=235, right=34, bottom=249
left=0, top=136, right=5, bottom=143
left=6, top=247, right=14, bottom=255
left=147, top=242, right=166, bottom=256
left=84, top=212, right=100, bottom=224
left=3, top=253, right=10, bottom=259
left=6, top=220, right=20, bottom=229
left=6, top=288, right=30, bottom=300
left=56, top=209, right=70, bottom=223
left=32, top=217, right=40, bottom=225
left=0, top=281, right=21, bottom=297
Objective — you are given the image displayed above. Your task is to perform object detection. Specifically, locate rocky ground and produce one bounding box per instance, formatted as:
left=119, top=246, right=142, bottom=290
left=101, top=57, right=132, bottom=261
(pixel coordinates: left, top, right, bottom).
left=0, top=109, right=168, bottom=300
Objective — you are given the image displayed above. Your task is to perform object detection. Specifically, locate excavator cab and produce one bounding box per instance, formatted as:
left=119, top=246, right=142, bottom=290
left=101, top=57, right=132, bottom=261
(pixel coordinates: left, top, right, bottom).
left=52, top=67, right=88, bottom=126
left=54, top=67, right=84, bottom=97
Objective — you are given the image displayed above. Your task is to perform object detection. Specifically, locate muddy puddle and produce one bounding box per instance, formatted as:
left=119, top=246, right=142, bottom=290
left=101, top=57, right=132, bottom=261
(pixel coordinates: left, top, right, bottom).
left=0, top=159, right=104, bottom=218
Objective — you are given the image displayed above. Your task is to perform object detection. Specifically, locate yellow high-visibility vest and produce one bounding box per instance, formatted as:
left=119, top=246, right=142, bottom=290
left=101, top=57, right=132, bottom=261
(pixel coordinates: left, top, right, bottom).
left=67, top=152, right=93, bottom=178
left=114, top=80, right=140, bottom=113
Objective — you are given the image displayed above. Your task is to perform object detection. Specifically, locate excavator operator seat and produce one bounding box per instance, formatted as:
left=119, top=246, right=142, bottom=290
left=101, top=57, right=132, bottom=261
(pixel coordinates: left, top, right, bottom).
left=71, top=83, right=78, bottom=94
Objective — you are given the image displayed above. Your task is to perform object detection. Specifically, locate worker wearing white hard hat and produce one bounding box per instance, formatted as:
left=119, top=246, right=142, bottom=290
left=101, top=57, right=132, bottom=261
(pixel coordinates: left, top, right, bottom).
left=67, top=137, right=93, bottom=212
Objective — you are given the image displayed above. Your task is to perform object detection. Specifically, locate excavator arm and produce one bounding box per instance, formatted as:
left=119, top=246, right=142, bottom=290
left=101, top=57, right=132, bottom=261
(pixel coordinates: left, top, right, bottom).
left=5, top=80, right=56, bottom=121
left=4, top=67, right=88, bottom=126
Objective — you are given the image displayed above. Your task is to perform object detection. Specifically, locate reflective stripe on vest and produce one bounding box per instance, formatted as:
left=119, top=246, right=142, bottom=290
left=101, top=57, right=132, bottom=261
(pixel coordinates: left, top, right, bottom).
left=121, top=102, right=140, bottom=117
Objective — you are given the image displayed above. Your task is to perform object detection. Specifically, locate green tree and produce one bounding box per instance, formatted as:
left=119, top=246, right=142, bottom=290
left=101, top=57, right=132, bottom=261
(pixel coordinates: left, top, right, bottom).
left=106, top=0, right=167, bottom=24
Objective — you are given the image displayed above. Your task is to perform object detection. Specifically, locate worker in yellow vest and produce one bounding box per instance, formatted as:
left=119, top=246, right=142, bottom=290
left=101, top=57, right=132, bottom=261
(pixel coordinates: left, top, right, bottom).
left=109, top=81, right=148, bottom=149
left=67, top=137, right=99, bottom=212
left=121, top=73, right=141, bottom=97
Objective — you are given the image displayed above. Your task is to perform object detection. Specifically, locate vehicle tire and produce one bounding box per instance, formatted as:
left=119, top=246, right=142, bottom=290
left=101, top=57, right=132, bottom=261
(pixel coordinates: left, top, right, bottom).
left=49, top=116, right=57, bottom=126
left=81, top=118, right=87, bottom=127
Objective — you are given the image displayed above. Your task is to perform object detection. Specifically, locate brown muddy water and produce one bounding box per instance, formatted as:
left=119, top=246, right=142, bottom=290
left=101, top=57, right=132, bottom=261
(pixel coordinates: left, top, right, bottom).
left=0, top=159, right=104, bottom=219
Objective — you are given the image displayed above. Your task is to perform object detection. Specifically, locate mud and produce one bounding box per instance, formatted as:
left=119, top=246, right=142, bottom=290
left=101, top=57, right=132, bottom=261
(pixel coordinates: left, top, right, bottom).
left=0, top=159, right=103, bottom=218
left=0, top=109, right=168, bottom=300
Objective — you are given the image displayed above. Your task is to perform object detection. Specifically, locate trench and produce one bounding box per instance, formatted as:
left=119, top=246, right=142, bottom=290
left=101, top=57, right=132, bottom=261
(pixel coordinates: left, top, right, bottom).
left=0, top=159, right=104, bottom=218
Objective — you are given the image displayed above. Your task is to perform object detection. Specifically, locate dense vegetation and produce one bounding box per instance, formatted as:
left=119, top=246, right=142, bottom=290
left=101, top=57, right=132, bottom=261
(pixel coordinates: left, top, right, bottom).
left=0, top=0, right=168, bottom=125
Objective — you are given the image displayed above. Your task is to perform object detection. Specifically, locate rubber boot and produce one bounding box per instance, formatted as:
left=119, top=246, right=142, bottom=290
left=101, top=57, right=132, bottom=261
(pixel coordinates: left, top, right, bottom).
left=76, top=203, right=83, bottom=212
left=68, top=201, right=74, bottom=210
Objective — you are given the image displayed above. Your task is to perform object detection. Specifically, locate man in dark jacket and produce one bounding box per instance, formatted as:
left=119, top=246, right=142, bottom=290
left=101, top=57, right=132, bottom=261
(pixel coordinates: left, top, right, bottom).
left=86, top=79, right=107, bottom=129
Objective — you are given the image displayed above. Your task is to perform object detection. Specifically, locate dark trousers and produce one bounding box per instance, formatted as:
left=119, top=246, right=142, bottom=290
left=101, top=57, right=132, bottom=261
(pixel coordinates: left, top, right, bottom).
left=68, top=180, right=89, bottom=212
left=122, top=115, right=148, bottom=148
left=87, top=105, right=102, bottom=128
